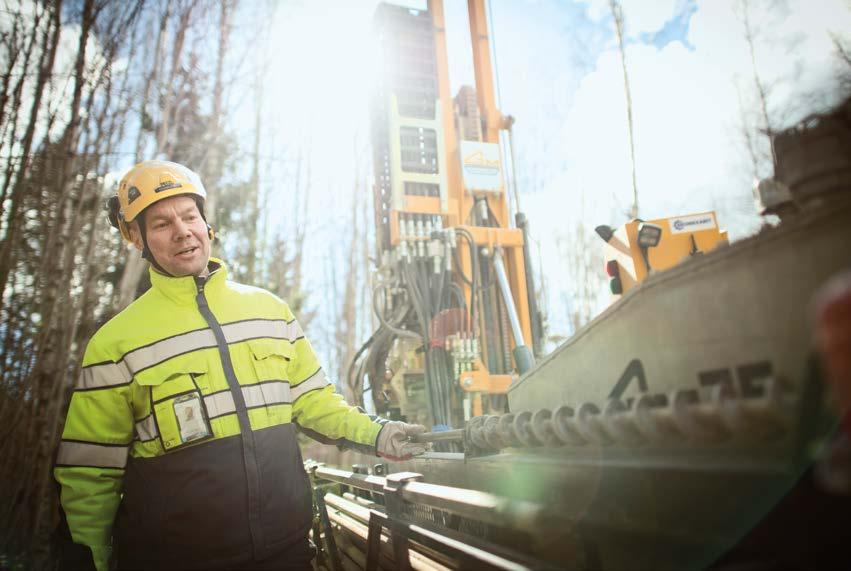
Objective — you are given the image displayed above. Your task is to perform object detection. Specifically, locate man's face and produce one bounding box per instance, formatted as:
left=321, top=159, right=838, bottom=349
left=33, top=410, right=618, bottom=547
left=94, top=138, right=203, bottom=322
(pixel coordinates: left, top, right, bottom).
left=130, top=195, right=211, bottom=277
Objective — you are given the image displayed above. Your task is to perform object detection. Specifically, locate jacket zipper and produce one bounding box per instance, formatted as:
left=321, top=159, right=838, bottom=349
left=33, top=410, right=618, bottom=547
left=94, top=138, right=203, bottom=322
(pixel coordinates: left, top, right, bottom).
left=194, top=277, right=265, bottom=556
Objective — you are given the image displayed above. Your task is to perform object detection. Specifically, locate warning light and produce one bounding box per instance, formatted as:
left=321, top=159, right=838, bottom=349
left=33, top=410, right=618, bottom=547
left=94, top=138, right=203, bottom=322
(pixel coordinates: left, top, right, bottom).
left=606, top=259, right=619, bottom=277
left=606, top=260, right=623, bottom=295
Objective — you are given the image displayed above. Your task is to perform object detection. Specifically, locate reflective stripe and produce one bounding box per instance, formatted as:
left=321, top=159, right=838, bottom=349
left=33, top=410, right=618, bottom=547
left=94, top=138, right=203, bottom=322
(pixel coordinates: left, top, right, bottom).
left=291, top=369, right=330, bottom=401
left=125, top=328, right=216, bottom=374
left=139, top=383, right=291, bottom=426
left=56, top=441, right=128, bottom=469
left=205, top=391, right=235, bottom=419
left=223, top=319, right=303, bottom=344
left=76, top=361, right=131, bottom=390
left=286, top=320, right=304, bottom=341
left=122, top=320, right=301, bottom=375
left=135, top=415, right=158, bottom=441
left=243, top=381, right=291, bottom=408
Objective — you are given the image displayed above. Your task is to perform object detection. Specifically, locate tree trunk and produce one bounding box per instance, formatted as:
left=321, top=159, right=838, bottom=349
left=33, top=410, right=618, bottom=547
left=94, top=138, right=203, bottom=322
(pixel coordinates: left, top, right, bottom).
left=24, top=1, right=98, bottom=561
left=609, top=0, right=639, bottom=219
left=116, top=0, right=199, bottom=311
left=337, top=187, right=361, bottom=403
left=199, top=0, right=233, bottom=223
left=0, top=1, right=62, bottom=312
left=244, top=49, right=263, bottom=283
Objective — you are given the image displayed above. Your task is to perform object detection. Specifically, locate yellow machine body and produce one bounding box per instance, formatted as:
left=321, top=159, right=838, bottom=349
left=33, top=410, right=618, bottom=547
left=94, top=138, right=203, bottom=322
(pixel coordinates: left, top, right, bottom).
left=604, top=211, right=729, bottom=297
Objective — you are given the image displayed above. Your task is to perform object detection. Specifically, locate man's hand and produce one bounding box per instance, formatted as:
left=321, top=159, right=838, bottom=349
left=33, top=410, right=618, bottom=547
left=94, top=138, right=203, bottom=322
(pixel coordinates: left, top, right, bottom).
left=376, top=421, right=428, bottom=461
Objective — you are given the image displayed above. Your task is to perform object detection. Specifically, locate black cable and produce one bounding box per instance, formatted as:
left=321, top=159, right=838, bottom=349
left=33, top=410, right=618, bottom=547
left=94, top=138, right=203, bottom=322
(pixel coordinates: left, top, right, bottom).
left=448, top=281, right=466, bottom=310
left=403, top=260, right=430, bottom=336
left=363, top=328, right=396, bottom=414
left=358, top=273, right=421, bottom=411
left=453, top=248, right=474, bottom=286
left=400, top=258, right=443, bottom=426
left=372, top=284, right=421, bottom=340
left=417, top=258, right=432, bottom=321
left=455, top=228, right=483, bottom=338
left=346, top=329, right=378, bottom=406
left=448, top=282, right=469, bottom=333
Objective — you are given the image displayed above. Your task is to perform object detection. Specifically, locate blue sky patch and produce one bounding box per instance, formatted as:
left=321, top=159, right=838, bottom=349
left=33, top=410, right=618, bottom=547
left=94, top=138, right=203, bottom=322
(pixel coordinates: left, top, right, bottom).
left=641, top=0, right=698, bottom=50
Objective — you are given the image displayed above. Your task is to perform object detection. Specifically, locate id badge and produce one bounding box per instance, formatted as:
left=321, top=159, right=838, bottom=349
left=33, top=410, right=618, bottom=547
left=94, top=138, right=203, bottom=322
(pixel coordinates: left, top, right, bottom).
left=173, top=392, right=212, bottom=444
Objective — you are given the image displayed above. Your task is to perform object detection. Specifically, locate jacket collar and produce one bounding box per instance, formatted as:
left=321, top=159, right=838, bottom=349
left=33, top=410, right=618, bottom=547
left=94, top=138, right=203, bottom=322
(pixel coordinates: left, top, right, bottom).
left=148, top=257, right=227, bottom=305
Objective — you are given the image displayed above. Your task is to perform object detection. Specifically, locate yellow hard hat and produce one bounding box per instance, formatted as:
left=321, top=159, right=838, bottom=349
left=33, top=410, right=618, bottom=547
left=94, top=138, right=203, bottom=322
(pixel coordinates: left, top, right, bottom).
left=109, top=160, right=207, bottom=241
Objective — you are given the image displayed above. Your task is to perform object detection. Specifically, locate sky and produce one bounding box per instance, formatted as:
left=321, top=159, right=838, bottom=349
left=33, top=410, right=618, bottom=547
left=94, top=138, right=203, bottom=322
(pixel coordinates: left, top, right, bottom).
left=248, top=0, right=849, bottom=358
left=10, top=0, right=843, bottom=365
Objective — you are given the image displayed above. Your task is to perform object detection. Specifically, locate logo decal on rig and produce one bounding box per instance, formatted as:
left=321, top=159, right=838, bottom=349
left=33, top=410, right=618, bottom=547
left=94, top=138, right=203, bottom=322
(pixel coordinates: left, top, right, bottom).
left=669, top=213, right=716, bottom=234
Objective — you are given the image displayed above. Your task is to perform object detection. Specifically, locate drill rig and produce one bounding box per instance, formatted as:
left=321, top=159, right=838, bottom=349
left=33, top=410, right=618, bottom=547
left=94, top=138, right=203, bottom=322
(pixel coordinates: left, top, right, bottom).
left=307, top=2, right=851, bottom=569
left=350, top=0, right=541, bottom=429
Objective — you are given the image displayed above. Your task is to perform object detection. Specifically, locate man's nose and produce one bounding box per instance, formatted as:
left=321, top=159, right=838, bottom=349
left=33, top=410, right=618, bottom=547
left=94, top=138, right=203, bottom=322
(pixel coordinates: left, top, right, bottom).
left=172, top=218, right=192, bottom=238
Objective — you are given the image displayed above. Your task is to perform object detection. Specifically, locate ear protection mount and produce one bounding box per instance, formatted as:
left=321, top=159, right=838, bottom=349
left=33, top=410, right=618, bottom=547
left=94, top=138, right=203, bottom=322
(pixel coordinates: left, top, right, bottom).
left=105, top=195, right=133, bottom=241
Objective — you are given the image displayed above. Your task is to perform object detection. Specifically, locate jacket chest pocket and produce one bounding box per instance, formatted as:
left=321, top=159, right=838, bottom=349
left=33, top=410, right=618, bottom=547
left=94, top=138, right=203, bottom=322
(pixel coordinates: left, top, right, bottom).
left=248, top=338, right=294, bottom=382
left=135, top=355, right=212, bottom=452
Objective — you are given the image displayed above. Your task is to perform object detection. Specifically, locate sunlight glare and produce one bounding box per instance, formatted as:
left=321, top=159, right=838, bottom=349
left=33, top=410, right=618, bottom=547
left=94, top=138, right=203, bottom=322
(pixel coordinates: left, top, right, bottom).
left=263, top=1, right=381, bottom=191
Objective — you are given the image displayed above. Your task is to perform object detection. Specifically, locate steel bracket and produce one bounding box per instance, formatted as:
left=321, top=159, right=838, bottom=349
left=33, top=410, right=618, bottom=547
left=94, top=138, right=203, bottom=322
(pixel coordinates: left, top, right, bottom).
left=365, top=471, right=423, bottom=571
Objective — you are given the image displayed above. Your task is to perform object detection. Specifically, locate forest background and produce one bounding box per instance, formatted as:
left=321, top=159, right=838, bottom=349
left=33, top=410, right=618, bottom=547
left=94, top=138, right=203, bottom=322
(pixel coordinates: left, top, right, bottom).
left=0, top=0, right=848, bottom=567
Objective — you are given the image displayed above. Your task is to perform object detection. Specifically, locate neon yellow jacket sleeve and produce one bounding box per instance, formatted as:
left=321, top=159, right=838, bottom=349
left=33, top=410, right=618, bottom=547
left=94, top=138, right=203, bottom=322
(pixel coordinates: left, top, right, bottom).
left=285, top=311, right=383, bottom=451
left=54, top=339, right=134, bottom=571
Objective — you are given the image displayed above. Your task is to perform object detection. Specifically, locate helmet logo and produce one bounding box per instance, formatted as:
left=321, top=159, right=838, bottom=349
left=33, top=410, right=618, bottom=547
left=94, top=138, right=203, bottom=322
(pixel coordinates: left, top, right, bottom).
left=155, top=175, right=183, bottom=193
left=127, top=186, right=141, bottom=204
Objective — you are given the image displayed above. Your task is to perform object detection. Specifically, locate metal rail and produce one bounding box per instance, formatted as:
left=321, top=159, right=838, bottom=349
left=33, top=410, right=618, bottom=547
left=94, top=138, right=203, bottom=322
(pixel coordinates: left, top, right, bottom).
left=309, top=465, right=565, bottom=571
left=312, top=466, right=388, bottom=494
left=324, top=493, right=449, bottom=571
left=312, top=466, right=559, bottom=531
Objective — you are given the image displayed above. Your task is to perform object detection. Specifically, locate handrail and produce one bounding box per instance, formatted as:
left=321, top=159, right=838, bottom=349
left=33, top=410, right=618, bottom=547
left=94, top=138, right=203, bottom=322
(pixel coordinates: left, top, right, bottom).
left=311, top=465, right=561, bottom=531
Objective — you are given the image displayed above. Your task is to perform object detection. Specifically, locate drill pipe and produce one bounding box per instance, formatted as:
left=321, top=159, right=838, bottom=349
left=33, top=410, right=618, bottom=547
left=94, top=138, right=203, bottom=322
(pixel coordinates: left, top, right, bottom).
left=410, top=429, right=465, bottom=443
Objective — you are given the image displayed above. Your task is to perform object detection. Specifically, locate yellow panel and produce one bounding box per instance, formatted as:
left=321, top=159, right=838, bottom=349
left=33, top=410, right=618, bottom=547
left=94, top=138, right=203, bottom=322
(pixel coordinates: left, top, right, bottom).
left=603, top=211, right=729, bottom=297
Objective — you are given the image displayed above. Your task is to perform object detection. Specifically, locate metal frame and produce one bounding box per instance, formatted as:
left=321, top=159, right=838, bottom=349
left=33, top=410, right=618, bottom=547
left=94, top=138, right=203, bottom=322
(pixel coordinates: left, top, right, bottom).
left=309, top=464, right=563, bottom=570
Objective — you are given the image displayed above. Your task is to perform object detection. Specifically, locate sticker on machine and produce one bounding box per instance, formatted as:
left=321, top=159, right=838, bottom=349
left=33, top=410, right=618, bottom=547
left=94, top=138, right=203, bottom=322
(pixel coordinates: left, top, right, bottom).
left=668, top=213, right=716, bottom=234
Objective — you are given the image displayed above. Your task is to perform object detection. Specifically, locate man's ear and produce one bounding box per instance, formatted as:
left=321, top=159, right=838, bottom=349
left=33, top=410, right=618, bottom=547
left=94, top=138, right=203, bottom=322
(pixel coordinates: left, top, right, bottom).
left=128, top=221, right=144, bottom=252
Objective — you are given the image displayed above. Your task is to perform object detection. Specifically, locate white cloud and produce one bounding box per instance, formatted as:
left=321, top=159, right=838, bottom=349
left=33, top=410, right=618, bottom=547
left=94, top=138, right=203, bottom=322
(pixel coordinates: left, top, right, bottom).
left=689, top=0, right=851, bottom=124
left=584, top=0, right=680, bottom=35
left=547, top=0, right=850, bottom=237
left=512, top=0, right=849, bottom=337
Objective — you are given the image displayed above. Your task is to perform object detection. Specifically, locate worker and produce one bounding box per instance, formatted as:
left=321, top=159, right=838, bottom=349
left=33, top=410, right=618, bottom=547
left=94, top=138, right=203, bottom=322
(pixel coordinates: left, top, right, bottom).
left=53, top=160, right=427, bottom=570
left=815, top=270, right=851, bottom=433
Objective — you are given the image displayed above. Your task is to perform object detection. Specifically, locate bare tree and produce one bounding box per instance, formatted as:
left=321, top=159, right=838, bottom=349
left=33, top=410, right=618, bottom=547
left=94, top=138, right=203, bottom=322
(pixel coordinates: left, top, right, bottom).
left=735, top=79, right=763, bottom=181
left=609, top=0, right=639, bottom=219
left=831, top=32, right=851, bottom=95
left=198, top=0, right=235, bottom=223
left=0, top=1, right=62, bottom=311
left=735, top=0, right=776, bottom=181
left=243, top=3, right=269, bottom=284
left=115, top=0, right=201, bottom=310
left=0, top=1, right=149, bottom=564
left=0, top=1, right=326, bottom=565
left=556, top=204, right=606, bottom=337
left=260, top=145, right=313, bottom=326
left=336, top=195, right=361, bottom=403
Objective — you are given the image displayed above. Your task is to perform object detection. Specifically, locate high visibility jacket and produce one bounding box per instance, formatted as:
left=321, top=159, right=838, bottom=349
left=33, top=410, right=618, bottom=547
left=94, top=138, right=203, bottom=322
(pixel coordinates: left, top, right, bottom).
left=54, top=259, right=383, bottom=570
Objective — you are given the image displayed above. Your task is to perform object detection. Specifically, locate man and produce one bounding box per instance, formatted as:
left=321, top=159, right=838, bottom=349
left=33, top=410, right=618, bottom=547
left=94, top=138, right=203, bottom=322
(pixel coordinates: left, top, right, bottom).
left=54, top=160, right=427, bottom=570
